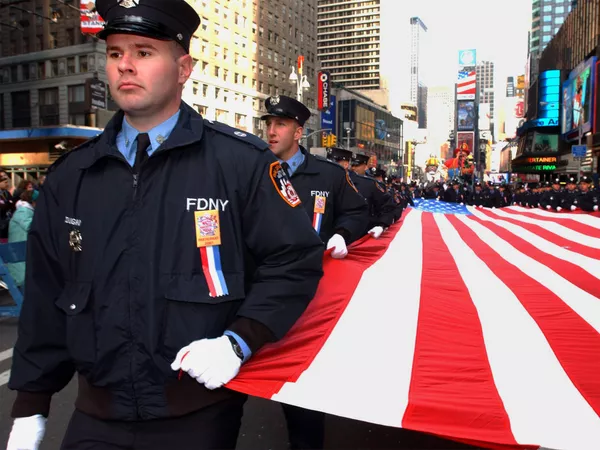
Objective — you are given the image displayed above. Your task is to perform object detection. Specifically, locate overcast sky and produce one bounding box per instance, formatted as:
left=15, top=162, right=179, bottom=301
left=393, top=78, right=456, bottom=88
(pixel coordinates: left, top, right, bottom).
left=382, top=0, right=533, bottom=101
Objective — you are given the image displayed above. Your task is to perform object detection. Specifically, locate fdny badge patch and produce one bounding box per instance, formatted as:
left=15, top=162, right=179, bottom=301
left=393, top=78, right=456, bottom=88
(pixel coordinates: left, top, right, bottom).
left=376, top=181, right=386, bottom=193
left=314, top=195, right=326, bottom=214
left=269, top=161, right=301, bottom=208
left=194, top=210, right=222, bottom=247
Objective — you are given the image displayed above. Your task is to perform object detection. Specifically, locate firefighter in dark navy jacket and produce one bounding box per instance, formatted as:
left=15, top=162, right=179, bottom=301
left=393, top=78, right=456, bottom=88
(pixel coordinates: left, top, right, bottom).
left=348, top=152, right=396, bottom=237
left=7, top=1, right=324, bottom=449
left=261, top=95, right=368, bottom=450
left=261, top=95, right=368, bottom=258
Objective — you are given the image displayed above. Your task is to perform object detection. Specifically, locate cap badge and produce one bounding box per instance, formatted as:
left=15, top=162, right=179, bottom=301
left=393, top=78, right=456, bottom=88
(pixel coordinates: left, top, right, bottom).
left=119, top=0, right=140, bottom=8
left=234, top=131, right=247, bottom=137
left=177, top=33, right=183, bottom=41
left=270, top=95, right=280, bottom=106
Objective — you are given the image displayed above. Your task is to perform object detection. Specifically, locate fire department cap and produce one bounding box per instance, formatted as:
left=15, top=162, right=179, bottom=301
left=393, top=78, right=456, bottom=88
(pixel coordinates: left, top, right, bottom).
left=552, top=177, right=561, bottom=185
left=352, top=153, right=370, bottom=166
left=96, top=0, right=201, bottom=53
left=327, top=147, right=353, bottom=162
left=580, top=175, right=593, bottom=184
left=567, top=176, right=578, bottom=184
left=261, top=95, right=311, bottom=126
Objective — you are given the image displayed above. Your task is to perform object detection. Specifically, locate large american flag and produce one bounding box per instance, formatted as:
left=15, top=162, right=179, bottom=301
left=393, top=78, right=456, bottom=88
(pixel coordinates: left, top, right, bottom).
left=228, top=201, right=600, bottom=449
left=457, top=70, right=477, bottom=97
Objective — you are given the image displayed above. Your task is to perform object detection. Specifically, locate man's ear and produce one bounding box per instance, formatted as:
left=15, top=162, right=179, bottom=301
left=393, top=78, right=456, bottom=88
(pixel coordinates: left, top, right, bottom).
left=178, top=53, right=193, bottom=85
left=294, top=125, right=304, bottom=141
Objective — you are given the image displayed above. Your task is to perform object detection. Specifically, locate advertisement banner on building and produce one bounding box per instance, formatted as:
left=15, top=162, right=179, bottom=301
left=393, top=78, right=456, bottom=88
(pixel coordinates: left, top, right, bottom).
left=317, top=71, right=331, bottom=112
left=457, top=100, right=476, bottom=131
left=562, top=56, right=597, bottom=139
left=320, top=95, right=336, bottom=134
left=457, top=69, right=476, bottom=100
left=85, top=78, right=107, bottom=111
left=80, top=1, right=105, bottom=34
left=356, top=105, right=375, bottom=141
left=456, top=132, right=475, bottom=155
left=458, top=49, right=477, bottom=67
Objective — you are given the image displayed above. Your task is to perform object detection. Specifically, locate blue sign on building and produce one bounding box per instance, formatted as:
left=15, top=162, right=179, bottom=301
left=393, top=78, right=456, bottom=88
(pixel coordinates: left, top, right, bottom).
left=572, top=145, right=587, bottom=157
left=320, top=95, right=336, bottom=134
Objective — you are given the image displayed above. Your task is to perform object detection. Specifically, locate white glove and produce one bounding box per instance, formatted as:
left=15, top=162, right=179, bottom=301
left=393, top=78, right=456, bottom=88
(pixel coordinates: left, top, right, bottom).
left=571, top=205, right=577, bottom=211
left=171, top=336, right=241, bottom=390
left=326, top=234, right=348, bottom=259
left=460, top=202, right=464, bottom=206
left=557, top=206, right=562, bottom=212
left=368, top=226, right=384, bottom=239
left=7, top=414, right=46, bottom=450
left=594, top=205, right=598, bottom=211
left=546, top=205, right=551, bottom=210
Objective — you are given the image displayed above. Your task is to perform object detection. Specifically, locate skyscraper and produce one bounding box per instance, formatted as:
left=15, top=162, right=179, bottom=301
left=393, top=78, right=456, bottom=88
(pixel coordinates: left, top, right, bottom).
left=426, top=86, right=455, bottom=157
left=528, top=0, right=575, bottom=81
left=409, top=17, right=427, bottom=128
left=317, top=0, right=382, bottom=90
left=477, top=60, right=495, bottom=125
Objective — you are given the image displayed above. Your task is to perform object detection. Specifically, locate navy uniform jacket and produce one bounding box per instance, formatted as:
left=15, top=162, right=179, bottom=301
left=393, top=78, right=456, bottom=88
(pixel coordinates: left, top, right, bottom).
left=9, top=103, right=324, bottom=421
left=444, top=188, right=465, bottom=204
left=560, top=189, right=580, bottom=209
left=577, top=190, right=599, bottom=212
left=469, top=191, right=485, bottom=206
left=388, top=186, right=404, bottom=221
left=288, top=148, right=369, bottom=244
left=500, top=190, right=512, bottom=207
left=484, top=189, right=503, bottom=208
left=348, top=171, right=395, bottom=230
left=540, top=189, right=562, bottom=210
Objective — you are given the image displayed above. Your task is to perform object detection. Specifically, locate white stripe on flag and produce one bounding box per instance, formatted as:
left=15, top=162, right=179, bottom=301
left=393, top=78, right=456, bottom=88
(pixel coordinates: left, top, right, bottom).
left=487, top=208, right=600, bottom=249
left=455, top=214, right=600, bottom=334
left=507, top=206, right=600, bottom=227
left=471, top=209, right=600, bottom=279
left=436, top=214, right=600, bottom=449
left=206, top=246, right=224, bottom=297
left=273, top=210, right=424, bottom=427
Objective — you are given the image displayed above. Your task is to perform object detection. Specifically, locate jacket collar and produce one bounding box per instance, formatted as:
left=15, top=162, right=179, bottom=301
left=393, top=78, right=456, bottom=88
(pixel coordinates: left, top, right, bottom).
left=79, top=102, right=205, bottom=169
left=292, top=146, right=320, bottom=176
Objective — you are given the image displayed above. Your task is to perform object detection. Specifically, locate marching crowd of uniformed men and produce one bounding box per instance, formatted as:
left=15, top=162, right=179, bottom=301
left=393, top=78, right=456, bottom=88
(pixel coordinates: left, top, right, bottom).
left=7, top=1, right=600, bottom=449
left=403, top=175, right=599, bottom=212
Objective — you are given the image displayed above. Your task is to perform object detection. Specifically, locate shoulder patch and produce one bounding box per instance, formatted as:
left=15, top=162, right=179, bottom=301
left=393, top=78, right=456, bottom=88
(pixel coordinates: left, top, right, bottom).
left=48, top=134, right=102, bottom=174
left=204, top=119, right=268, bottom=151
left=268, top=161, right=301, bottom=208
left=345, top=172, right=359, bottom=193
left=375, top=181, right=386, bottom=193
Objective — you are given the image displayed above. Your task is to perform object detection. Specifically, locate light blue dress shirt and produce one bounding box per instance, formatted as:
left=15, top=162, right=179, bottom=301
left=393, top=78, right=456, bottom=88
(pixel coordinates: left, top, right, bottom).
left=281, top=146, right=306, bottom=176
left=115, top=110, right=181, bottom=166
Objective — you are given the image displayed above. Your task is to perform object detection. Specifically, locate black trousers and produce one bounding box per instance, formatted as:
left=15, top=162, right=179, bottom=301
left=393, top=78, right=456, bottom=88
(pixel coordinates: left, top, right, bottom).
left=61, top=396, right=246, bottom=450
left=282, top=403, right=325, bottom=450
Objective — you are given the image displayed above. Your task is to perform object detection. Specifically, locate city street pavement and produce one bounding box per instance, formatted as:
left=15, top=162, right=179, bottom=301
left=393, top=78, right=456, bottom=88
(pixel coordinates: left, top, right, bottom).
left=0, top=292, right=479, bottom=450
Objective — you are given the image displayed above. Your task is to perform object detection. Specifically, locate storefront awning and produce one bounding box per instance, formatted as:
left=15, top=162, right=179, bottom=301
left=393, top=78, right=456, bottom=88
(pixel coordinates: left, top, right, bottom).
left=0, top=126, right=102, bottom=142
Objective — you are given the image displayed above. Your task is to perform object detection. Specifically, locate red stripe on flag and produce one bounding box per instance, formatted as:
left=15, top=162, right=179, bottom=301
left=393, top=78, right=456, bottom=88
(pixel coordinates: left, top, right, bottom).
left=468, top=213, right=600, bottom=299
left=477, top=208, right=600, bottom=261
left=449, top=215, right=600, bottom=418
left=199, top=247, right=217, bottom=297
left=402, top=213, right=519, bottom=447
left=502, top=208, right=600, bottom=239
left=227, top=212, right=411, bottom=398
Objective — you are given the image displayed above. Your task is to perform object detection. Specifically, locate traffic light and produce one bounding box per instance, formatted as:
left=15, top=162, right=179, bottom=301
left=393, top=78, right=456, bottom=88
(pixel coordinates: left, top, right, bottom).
left=321, top=133, right=329, bottom=147
left=330, top=134, right=337, bottom=147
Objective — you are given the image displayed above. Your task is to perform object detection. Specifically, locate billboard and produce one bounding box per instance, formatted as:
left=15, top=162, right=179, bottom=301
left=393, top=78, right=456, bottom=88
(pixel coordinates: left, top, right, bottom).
left=458, top=49, right=477, bottom=67
left=457, top=70, right=476, bottom=100
left=320, top=95, right=336, bottom=134
left=80, top=0, right=105, bottom=34
left=317, top=71, right=331, bottom=112
left=457, top=100, right=476, bottom=131
left=562, top=56, right=597, bottom=138
left=456, top=132, right=475, bottom=154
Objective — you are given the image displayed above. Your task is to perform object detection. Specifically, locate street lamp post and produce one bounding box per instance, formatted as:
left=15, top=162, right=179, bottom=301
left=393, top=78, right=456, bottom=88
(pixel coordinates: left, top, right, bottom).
left=345, top=127, right=352, bottom=150
left=289, top=55, right=310, bottom=103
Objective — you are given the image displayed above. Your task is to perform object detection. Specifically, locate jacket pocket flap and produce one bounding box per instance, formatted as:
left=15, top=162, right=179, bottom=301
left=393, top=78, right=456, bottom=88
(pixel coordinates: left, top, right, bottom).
left=165, top=274, right=243, bottom=303
left=55, top=282, right=92, bottom=315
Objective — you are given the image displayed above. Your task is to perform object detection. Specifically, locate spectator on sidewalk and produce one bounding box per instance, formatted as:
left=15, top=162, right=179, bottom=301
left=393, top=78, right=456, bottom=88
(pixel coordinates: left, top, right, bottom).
left=7, top=190, right=38, bottom=287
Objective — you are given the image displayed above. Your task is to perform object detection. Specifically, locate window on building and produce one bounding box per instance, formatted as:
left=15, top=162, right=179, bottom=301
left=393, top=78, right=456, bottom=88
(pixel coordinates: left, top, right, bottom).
left=11, top=66, right=18, bottom=83
left=12, top=91, right=30, bottom=127
left=543, top=25, right=551, bottom=32
left=543, top=35, right=551, bottom=43
left=23, top=38, right=29, bottom=53
left=214, top=65, right=220, bottom=77
left=195, top=104, right=207, bottom=116
left=202, top=84, right=208, bottom=96
left=39, top=88, right=59, bottom=125
left=66, top=28, right=76, bottom=46
left=79, top=57, right=88, bottom=73
left=67, top=57, right=76, bottom=74
left=22, top=64, right=29, bottom=81
left=543, top=4, right=552, bottom=11
left=235, top=113, right=246, bottom=128
left=49, top=32, right=58, bottom=49
left=68, top=84, right=85, bottom=103
left=543, top=14, right=552, bottom=22
left=50, top=60, right=58, bottom=77
left=555, top=6, right=564, bottom=13
left=38, top=62, right=45, bottom=79
left=555, top=16, right=564, bottom=24
left=216, top=109, right=228, bottom=122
